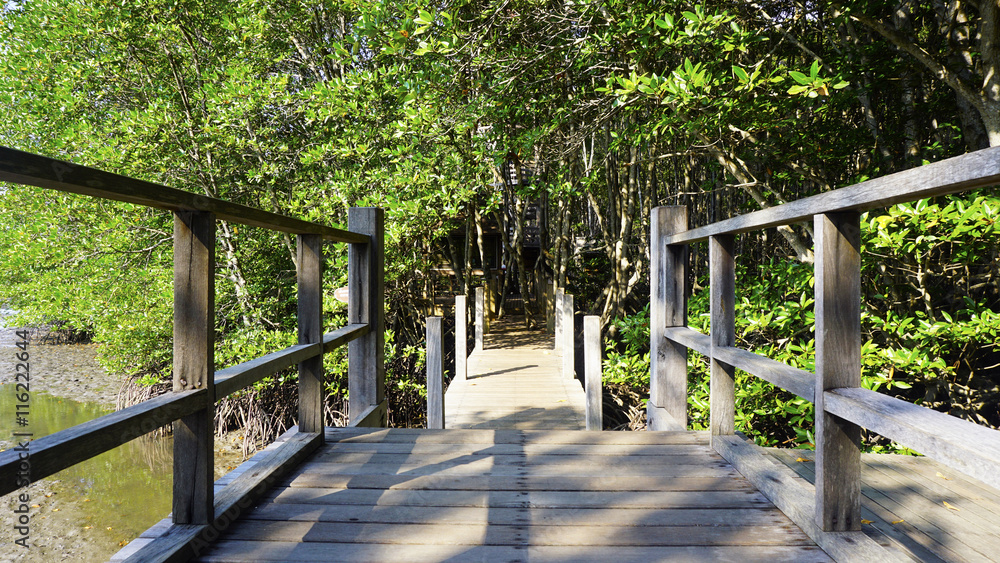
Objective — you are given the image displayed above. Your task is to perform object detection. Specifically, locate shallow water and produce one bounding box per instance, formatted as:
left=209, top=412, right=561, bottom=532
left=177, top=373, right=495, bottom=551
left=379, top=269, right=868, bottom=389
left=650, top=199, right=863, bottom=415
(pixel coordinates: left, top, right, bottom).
left=0, top=312, right=173, bottom=561
left=0, top=389, right=174, bottom=561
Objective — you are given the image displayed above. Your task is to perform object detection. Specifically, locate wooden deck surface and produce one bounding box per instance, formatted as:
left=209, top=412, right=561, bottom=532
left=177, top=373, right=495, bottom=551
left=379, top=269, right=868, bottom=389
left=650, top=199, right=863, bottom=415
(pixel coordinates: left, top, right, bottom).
left=765, top=448, right=1000, bottom=562
left=189, top=428, right=831, bottom=562
left=445, top=320, right=586, bottom=429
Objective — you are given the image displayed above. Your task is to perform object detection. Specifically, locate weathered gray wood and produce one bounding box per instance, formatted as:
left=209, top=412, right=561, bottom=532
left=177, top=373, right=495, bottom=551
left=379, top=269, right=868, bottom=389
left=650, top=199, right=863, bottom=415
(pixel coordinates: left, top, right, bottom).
left=649, top=206, right=689, bottom=431
left=244, top=504, right=784, bottom=526
left=212, top=519, right=816, bottom=546
left=711, top=346, right=815, bottom=402
left=269, top=485, right=767, bottom=507
left=709, top=235, right=735, bottom=440
left=0, top=146, right=367, bottom=243
left=302, top=452, right=725, bottom=468
left=713, top=435, right=903, bottom=562
left=297, top=234, right=324, bottom=433
left=662, top=326, right=711, bottom=355
left=824, top=387, right=1000, bottom=490
left=285, top=474, right=753, bottom=492
left=321, top=323, right=370, bottom=353
left=767, top=448, right=975, bottom=563
left=319, top=442, right=722, bottom=457
left=325, top=427, right=711, bottom=445
left=196, top=542, right=833, bottom=563
left=584, top=315, right=602, bottom=431
left=475, top=287, right=485, bottom=350
left=554, top=287, right=564, bottom=350
left=215, top=343, right=320, bottom=398
left=213, top=324, right=369, bottom=399
left=664, top=146, right=1000, bottom=245
left=175, top=427, right=834, bottom=560
left=172, top=210, right=215, bottom=525
left=0, top=389, right=205, bottom=497
left=661, top=328, right=814, bottom=401
left=427, top=317, right=445, bottom=429
left=562, top=293, right=575, bottom=379
left=120, top=430, right=323, bottom=563
left=814, top=211, right=862, bottom=532
left=446, top=345, right=586, bottom=430
left=348, top=208, right=386, bottom=427
left=455, top=295, right=467, bottom=380
left=348, top=401, right=388, bottom=428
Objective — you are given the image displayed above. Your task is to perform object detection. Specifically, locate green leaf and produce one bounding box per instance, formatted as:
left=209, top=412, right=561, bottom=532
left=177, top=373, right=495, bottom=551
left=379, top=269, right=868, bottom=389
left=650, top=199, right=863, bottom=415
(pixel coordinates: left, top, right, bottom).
left=789, top=71, right=810, bottom=85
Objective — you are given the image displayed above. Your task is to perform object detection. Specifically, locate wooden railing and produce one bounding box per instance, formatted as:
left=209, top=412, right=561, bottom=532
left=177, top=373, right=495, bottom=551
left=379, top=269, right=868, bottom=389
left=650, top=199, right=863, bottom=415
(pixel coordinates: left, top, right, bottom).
left=648, top=146, right=1000, bottom=537
left=0, top=146, right=386, bottom=561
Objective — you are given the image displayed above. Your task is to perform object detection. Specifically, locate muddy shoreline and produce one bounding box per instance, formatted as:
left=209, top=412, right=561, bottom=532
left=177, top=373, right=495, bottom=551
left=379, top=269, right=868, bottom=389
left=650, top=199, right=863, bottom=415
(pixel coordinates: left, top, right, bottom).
left=1, top=333, right=247, bottom=562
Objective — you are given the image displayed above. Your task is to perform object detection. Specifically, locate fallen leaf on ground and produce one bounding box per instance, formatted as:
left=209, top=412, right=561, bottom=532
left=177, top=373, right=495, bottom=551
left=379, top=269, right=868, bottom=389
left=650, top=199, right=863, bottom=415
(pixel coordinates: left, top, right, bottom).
left=795, top=457, right=809, bottom=462
left=861, top=519, right=873, bottom=525
left=935, top=471, right=952, bottom=480
left=556, top=399, right=566, bottom=402
left=891, top=519, right=904, bottom=524
left=943, top=501, right=960, bottom=511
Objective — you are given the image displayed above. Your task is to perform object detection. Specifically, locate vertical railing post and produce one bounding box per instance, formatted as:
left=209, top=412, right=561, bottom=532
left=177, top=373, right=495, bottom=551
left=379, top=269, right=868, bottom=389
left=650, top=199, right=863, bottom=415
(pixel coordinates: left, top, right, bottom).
left=348, top=207, right=386, bottom=427
left=297, top=234, right=323, bottom=433
left=172, top=210, right=215, bottom=525
left=475, top=286, right=485, bottom=351
left=426, top=316, right=444, bottom=429
left=562, top=293, right=574, bottom=379
left=455, top=295, right=467, bottom=381
left=554, top=287, right=564, bottom=350
left=815, top=211, right=862, bottom=531
left=709, top=234, right=736, bottom=443
left=584, top=316, right=602, bottom=431
left=545, top=281, right=555, bottom=333
left=649, top=206, right=688, bottom=431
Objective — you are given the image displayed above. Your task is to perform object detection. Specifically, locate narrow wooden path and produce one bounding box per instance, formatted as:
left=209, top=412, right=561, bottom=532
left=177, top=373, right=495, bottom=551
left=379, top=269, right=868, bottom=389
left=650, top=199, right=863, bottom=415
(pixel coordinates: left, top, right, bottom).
left=445, top=318, right=586, bottom=429
left=184, top=428, right=832, bottom=562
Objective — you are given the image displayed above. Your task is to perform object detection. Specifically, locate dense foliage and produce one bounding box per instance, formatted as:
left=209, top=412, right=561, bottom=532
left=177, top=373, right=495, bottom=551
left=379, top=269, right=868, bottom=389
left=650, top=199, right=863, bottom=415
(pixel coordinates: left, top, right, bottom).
left=1, top=0, right=997, bottom=446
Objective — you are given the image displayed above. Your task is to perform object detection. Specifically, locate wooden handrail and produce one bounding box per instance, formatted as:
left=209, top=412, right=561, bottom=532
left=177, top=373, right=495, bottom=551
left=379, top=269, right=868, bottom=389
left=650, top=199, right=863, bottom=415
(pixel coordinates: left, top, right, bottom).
left=825, top=388, right=1000, bottom=490
left=650, top=145, right=1000, bottom=535
left=0, top=146, right=368, bottom=244
left=0, top=146, right=387, bottom=560
left=664, top=146, right=1000, bottom=245
left=213, top=324, right=370, bottom=398
left=0, top=389, right=207, bottom=497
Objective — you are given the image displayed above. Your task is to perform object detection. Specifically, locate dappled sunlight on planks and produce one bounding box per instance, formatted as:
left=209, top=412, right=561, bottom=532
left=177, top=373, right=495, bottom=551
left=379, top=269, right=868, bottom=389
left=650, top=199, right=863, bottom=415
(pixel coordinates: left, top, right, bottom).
left=190, top=428, right=832, bottom=562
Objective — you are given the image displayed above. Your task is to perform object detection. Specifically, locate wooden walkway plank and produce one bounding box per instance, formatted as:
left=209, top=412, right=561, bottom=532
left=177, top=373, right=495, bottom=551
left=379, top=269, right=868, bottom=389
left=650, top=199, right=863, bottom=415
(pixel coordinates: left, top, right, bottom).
left=196, top=542, right=834, bottom=563
left=206, top=520, right=818, bottom=546
left=281, top=474, right=756, bottom=492
left=191, top=429, right=831, bottom=563
left=768, top=447, right=1000, bottom=562
left=445, top=321, right=587, bottom=430
left=240, top=503, right=787, bottom=526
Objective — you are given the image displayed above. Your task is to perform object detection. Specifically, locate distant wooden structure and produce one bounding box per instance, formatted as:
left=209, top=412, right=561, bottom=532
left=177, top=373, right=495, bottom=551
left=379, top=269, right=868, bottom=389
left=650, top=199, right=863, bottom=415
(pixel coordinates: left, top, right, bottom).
left=1, top=146, right=999, bottom=562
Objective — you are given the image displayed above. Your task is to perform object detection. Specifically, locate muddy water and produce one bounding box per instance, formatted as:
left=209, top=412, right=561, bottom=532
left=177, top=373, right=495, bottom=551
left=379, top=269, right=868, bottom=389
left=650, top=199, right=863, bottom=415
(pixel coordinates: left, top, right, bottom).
left=0, top=333, right=175, bottom=562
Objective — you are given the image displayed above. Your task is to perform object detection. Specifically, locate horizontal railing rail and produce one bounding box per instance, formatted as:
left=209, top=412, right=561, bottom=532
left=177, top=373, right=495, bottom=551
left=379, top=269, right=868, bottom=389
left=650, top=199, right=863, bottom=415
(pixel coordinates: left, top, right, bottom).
left=664, top=147, right=1000, bottom=245
left=0, top=146, right=368, bottom=243
left=649, top=145, right=1000, bottom=536
left=0, top=145, right=386, bottom=561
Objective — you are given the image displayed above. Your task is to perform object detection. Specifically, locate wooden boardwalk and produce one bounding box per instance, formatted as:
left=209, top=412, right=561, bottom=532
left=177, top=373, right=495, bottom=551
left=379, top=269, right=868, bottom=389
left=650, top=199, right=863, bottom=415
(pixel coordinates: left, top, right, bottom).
left=445, top=320, right=586, bottom=429
left=766, top=448, right=1000, bottom=562
left=183, top=428, right=832, bottom=562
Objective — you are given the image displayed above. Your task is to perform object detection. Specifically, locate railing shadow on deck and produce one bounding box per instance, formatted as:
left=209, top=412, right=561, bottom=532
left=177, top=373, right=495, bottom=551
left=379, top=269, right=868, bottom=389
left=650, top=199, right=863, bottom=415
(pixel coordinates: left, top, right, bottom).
left=647, top=145, right=1000, bottom=559
left=0, top=146, right=389, bottom=562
